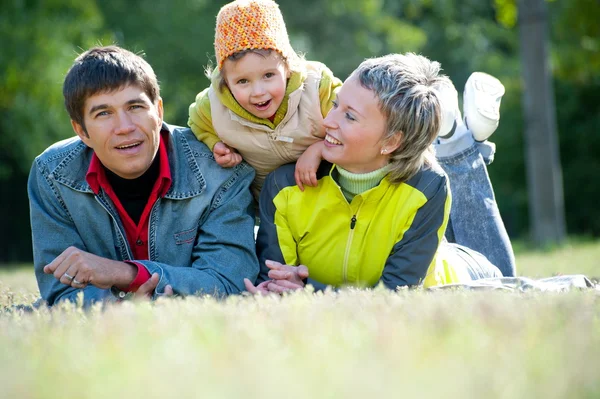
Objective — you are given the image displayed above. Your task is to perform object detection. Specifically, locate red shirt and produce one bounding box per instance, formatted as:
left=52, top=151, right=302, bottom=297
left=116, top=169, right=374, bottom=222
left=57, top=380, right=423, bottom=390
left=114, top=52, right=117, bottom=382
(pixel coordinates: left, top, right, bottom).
left=86, top=132, right=172, bottom=291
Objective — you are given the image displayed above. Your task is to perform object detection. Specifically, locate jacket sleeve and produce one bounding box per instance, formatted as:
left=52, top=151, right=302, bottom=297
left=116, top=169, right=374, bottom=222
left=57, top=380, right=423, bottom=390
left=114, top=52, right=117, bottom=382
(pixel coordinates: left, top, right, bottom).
left=188, top=87, right=221, bottom=151
left=28, top=161, right=114, bottom=306
left=135, top=162, right=259, bottom=298
left=378, top=174, right=452, bottom=289
left=318, top=64, right=343, bottom=118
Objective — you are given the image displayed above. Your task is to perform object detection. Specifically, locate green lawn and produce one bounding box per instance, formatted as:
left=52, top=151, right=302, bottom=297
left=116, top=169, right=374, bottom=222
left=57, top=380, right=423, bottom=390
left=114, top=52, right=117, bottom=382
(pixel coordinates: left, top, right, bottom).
left=1, top=241, right=599, bottom=398
left=514, top=238, right=600, bottom=279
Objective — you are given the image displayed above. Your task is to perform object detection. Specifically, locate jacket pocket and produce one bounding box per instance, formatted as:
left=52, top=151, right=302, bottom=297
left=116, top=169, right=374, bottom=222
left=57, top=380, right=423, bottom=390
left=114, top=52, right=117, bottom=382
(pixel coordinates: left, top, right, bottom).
left=174, top=228, right=197, bottom=245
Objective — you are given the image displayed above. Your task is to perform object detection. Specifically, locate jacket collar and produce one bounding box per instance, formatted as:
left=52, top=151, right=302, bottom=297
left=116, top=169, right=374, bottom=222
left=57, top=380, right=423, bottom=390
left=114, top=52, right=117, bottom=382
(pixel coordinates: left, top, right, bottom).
left=328, top=164, right=392, bottom=204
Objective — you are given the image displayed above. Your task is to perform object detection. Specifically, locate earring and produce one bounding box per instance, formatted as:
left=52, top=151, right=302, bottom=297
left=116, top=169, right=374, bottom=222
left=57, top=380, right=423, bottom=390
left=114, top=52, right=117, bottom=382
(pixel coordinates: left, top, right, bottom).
left=381, top=149, right=388, bottom=155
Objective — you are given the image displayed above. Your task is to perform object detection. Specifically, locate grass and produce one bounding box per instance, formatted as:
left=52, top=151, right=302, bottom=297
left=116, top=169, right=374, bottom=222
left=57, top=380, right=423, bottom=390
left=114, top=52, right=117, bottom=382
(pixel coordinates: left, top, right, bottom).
left=513, top=238, right=600, bottom=279
left=1, top=240, right=599, bottom=398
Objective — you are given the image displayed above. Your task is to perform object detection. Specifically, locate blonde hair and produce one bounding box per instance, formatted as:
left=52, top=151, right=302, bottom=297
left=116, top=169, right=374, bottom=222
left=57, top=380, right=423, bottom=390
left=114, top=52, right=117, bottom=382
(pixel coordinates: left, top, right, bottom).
left=352, top=53, right=450, bottom=184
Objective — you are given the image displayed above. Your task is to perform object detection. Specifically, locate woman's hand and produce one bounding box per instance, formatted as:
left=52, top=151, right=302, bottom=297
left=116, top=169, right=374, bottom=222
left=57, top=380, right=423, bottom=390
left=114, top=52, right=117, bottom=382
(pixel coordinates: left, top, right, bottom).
left=264, top=260, right=309, bottom=293
left=213, top=141, right=243, bottom=168
left=243, top=260, right=310, bottom=295
left=294, top=141, right=324, bottom=191
left=243, top=279, right=271, bottom=295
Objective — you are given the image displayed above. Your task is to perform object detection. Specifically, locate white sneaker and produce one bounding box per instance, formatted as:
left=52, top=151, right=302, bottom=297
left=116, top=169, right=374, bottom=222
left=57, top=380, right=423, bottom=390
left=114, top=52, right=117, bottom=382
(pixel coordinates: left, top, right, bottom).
left=433, top=80, right=460, bottom=139
left=463, top=72, right=505, bottom=142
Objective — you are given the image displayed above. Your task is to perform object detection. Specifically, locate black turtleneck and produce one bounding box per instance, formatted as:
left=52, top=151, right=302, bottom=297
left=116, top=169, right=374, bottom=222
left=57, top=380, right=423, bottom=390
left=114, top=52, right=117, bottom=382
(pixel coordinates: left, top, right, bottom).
left=104, top=156, right=160, bottom=225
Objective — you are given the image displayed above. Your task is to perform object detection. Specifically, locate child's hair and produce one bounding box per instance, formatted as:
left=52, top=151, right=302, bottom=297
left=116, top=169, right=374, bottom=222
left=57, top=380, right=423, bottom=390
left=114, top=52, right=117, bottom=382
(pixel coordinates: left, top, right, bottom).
left=352, top=53, right=450, bottom=184
left=208, top=0, right=303, bottom=91
left=63, top=45, right=160, bottom=135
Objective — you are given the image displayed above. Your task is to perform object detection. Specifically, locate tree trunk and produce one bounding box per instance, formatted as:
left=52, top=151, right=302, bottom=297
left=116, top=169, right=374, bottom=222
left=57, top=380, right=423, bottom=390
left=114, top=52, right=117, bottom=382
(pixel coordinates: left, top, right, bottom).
left=518, top=0, right=566, bottom=246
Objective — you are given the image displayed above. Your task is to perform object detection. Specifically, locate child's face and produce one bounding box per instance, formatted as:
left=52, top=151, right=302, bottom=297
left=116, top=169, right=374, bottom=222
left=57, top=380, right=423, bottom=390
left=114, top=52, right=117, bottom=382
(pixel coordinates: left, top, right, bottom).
left=223, top=51, right=289, bottom=120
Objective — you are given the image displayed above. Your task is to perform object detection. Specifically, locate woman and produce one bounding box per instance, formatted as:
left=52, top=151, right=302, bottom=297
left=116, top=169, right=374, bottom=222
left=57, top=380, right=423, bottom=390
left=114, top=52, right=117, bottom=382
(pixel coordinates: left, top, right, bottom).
left=245, top=53, right=509, bottom=294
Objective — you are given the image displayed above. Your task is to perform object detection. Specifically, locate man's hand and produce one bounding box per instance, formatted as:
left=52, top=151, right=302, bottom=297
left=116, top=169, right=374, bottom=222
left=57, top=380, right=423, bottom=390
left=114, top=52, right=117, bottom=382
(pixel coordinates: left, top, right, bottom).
left=213, top=141, right=243, bottom=168
left=133, top=273, right=174, bottom=300
left=294, top=141, right=323, bottom=191
left=43, top=246, right=136, bottom=290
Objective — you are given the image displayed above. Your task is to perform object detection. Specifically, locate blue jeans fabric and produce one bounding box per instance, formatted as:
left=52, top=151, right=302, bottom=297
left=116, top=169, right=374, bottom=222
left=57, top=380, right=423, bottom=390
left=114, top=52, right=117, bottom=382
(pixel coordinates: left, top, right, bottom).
left=434, top=137, right=517, bottom=277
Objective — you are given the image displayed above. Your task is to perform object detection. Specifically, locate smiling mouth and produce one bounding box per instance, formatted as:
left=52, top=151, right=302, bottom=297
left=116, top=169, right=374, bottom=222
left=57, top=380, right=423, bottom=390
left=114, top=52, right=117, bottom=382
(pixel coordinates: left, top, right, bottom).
left=254, top=99, right=272, bottom=109
left=325, top=134, right=342, bottom=145
left=116, top=142, right=142, bottom=150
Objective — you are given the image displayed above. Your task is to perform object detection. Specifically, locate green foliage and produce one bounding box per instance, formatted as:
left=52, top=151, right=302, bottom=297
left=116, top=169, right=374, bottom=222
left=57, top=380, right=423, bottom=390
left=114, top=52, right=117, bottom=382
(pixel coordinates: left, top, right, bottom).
left=555, top=78, right=600, bottom=235
left=550, top=0, right=600, bottom=83
left=0, top=0, right=113, bottom=177
left=0, top=0, right=115, bottom=262
left=97, top=0, right=221, bottom=127
left=494, top=0, right=518, bottom=28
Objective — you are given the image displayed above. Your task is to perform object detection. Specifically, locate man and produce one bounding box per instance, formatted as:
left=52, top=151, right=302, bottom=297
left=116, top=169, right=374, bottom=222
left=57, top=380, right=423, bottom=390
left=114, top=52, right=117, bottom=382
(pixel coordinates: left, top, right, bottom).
left=28, top=45, right=258, bottom=306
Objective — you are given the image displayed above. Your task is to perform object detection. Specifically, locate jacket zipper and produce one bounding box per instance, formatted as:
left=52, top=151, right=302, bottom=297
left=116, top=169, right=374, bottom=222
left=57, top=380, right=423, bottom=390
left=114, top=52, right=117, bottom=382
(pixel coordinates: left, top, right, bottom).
left=334, top=183, right=363, bottom=284
left=342, top=208, right=362, bottom=283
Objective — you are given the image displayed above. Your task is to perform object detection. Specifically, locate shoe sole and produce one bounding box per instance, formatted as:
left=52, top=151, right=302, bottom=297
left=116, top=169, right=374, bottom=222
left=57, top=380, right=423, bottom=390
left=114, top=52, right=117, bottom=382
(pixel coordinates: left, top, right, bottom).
left=464, top=72, right=505, bottom=141
left=466, top=72, right=505, bottom=121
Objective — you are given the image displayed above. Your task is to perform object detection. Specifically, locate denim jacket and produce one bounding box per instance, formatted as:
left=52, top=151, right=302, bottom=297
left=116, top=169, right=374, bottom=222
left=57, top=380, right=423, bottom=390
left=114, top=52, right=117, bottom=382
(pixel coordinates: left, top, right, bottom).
left=28, top=123, right=258, bottom=306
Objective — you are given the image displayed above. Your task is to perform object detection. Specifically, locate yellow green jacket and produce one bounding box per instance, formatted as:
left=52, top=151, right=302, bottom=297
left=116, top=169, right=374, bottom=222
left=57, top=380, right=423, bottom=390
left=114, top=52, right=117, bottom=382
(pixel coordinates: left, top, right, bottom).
left=188, top=61, right=342, bottom=197
left=255, top=162, right=469, bottom=289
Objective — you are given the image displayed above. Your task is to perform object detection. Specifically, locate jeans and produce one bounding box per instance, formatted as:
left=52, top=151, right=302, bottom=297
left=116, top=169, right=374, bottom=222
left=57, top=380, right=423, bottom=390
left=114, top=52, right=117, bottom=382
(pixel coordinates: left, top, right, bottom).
left=434, top=135, right=517, bottom=277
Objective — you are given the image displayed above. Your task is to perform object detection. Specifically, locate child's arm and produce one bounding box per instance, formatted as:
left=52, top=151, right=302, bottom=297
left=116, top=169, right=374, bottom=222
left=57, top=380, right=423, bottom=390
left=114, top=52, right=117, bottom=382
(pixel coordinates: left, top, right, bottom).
left=294, top=140, right=324, bottom=191
left=293, top=63, right=343, bottom=190
left=188, top=88, right=243, bottom=167
left=188, top=87, right=222, bottom=151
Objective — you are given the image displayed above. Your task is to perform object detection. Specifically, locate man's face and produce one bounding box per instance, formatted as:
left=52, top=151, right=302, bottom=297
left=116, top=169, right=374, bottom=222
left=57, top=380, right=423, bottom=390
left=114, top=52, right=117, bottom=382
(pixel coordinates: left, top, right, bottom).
left=72, top=85, right=163, bottom=179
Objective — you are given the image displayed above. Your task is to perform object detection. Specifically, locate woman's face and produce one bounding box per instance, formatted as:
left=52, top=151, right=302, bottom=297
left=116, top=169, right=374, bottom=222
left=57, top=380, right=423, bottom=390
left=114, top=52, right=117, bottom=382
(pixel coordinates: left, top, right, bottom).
left=322, top=74, right=391, bottom=173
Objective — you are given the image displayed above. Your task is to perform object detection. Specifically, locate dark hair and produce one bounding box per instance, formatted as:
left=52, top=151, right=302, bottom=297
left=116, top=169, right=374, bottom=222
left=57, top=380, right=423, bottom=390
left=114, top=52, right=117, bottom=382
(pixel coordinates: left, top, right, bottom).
left=63, top=45, right=160, bottom=133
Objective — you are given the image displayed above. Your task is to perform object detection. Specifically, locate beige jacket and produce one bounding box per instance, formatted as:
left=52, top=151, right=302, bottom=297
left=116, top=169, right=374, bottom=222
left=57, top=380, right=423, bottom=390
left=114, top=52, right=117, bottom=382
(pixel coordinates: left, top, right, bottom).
left=189, top=61, right=342, bottom=198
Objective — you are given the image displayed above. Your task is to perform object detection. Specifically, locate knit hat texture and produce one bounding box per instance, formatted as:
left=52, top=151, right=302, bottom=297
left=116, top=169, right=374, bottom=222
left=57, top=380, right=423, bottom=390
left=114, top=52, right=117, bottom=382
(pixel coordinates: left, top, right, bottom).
left=215, top=0, right=294, bottom=69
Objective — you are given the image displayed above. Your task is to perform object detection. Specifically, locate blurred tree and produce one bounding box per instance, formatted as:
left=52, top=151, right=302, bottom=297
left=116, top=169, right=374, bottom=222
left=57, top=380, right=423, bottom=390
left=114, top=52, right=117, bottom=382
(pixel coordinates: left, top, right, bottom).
left=518, top=0, right=566, bottom=246
left=495, top=0, right=600, bottom=242
left=0, top=0, right=113, bottom=262
left=281, top=0, right=429, bottom=80
left=0, top=0, right=113, bottom=177
left=96, top=0, right=221, bottom=127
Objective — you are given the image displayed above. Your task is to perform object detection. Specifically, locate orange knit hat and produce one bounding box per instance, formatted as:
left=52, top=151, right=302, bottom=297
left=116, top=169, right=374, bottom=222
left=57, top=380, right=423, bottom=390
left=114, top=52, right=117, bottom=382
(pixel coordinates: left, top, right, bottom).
left=215, top=0, right=295, bottom=69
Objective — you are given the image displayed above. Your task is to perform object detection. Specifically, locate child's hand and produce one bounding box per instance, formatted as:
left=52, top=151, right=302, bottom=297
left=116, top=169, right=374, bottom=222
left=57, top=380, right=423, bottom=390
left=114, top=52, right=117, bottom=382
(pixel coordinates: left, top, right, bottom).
left=294, top=141, right=323, bottom=191
left=213, top=141, right=242, bottom=168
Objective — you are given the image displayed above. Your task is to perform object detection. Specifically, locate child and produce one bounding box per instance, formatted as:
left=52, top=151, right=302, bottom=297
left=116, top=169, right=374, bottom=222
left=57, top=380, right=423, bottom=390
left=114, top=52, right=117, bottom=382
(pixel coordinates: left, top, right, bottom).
left=188, top=0, right=341, bottom=199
